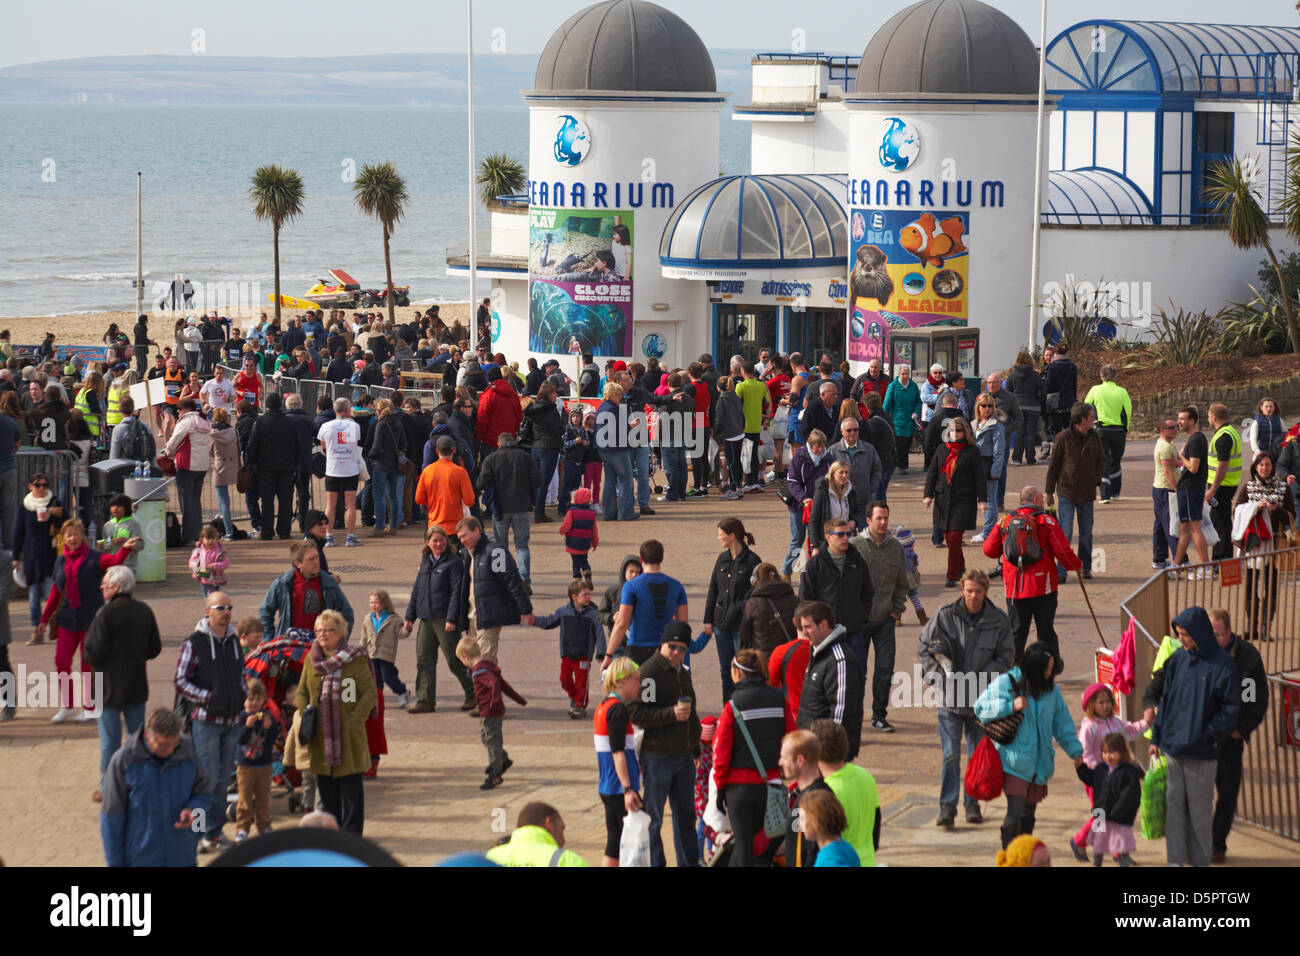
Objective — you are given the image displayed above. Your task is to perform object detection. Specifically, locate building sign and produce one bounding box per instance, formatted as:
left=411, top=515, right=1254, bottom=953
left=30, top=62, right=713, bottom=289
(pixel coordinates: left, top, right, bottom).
left=878, top=117, right=921, bottom=172
left=848, top=208, right=970, bottom=362
left=553, top=114, right=592, bottom=166
left=527, top=179, right=674, bottom=209
left=529, top=207, right=634, bottom=356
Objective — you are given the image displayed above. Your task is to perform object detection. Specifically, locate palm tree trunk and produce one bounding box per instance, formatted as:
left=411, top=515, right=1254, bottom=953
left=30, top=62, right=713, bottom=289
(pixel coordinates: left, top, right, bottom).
left=383, top=222, right=395, bottom=326
left=273, top=221, right=282, bottom=327
left=1264, top=243, right=1300, bottom=353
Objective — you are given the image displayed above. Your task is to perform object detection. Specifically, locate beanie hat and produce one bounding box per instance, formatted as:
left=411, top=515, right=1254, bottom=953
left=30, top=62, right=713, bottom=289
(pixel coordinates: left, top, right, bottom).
left=611, top=360, right=627, bottom=372
left=895, top=524, right=915, bottom=548
left=661, top=620, right=692, bottom=646
left=699, top=715, right=718, bottom=744
left=264, top=393, right=283, bottom=412
left=1081, top=682, right=1109, bottom=713
left=486, top=365, right=502, bottom=382
left=995, top=834, right=1046, bottom=868
left=573, top=487, right=592, bottom=505
left=304, top=509, right=328, bottom=531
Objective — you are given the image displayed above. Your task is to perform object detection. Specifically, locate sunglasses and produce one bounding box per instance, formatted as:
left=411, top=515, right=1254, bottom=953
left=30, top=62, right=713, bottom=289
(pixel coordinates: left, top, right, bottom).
left=207, top=604, right=234, bottom=612
left=827, top=531, right=851, bottom=538
left=31, top=482, right=48, bottom=488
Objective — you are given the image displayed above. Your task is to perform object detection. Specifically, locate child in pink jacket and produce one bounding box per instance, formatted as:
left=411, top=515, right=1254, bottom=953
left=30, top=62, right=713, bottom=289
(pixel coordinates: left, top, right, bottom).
left=189, top=524, right=230, bottom=596
left=1068, top=683, right=1148, bottom=861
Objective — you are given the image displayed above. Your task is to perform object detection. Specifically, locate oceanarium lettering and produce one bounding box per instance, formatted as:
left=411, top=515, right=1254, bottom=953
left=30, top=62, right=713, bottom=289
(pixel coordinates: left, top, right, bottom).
left=848, top=177, right=1005, bottom=208
left=526, top=180, right=676, bottom=209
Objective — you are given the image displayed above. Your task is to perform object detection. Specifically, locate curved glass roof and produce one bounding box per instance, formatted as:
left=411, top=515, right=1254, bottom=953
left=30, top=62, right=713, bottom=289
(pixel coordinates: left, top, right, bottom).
left=659, top=174, right=847, bottom=268
left=1045, top=20, right=1300, bottom=95
left=1044, top=168, right=1154, bottom=225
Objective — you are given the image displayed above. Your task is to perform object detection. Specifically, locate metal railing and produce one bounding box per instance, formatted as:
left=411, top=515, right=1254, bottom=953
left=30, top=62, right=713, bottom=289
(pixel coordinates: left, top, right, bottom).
left=1121, top=541, right=1300, bottom=842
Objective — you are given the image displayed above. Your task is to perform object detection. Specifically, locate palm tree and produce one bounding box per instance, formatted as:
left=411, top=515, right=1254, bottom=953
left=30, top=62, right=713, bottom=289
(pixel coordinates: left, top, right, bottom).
left=1205, top=154, right=1300, bottom=353
left=352, top=162, right=409, bottom=325
left=249, top=165, right=305, bottom=327
left=476, top=153, right=525, bottom=206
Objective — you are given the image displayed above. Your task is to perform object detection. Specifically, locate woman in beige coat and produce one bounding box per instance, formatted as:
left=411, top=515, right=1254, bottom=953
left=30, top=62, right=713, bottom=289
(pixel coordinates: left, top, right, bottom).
left=209, top=407, right=241, bottom=538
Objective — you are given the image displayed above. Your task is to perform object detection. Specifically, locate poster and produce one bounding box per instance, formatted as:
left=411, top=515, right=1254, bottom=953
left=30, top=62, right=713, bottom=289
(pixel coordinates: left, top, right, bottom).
left=847, top=208, right=970, bottom=363
left=529, top=207, right=633, bottom=356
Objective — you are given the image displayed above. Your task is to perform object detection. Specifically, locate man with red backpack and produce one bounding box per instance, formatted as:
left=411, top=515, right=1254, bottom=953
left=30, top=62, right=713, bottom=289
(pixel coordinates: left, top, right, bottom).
left=982, top=485, right=1081, bottom=669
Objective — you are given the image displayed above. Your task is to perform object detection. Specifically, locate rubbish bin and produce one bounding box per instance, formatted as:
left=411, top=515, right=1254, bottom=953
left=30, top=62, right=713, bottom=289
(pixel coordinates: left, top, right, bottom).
left=125, top=477, right=170, bottom=583
left=89, top=459, right=141, bottom=531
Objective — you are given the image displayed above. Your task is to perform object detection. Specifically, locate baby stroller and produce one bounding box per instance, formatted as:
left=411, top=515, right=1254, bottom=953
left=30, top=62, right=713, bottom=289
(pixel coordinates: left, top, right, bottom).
left=233, top=631, right=314, bottom=817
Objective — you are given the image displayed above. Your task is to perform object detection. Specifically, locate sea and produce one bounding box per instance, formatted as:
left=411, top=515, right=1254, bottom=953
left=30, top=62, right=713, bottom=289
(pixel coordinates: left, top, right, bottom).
left=0, top=102, right=752, bottom=318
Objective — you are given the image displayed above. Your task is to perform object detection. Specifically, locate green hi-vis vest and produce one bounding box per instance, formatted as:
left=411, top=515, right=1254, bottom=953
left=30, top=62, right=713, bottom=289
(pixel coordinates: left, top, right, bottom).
left=1208, top=424, right=1242, bottom=488
left=75, top=388, right=101, bottom=437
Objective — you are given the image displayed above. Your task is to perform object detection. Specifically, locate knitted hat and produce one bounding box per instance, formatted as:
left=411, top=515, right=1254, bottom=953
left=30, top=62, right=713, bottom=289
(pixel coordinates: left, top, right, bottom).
left=304, top=509, right=328, bottom=530
left=1081, top=682, right=1109, bottom=713
left=699, top=715, right=718, bottom=744
left=611, top=360, right=627, bottom=372
left=661, top=620, right=692, bottom=646
left=995, top=834, right=1046, bottom=867
left=573, top=487, right=592, bottom=505
left=895, top=524, right=915, bottom=548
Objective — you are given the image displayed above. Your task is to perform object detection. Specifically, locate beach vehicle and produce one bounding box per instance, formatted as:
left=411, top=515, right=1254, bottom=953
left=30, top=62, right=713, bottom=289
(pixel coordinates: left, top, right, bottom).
left=302, top=268, right=410, bottom=309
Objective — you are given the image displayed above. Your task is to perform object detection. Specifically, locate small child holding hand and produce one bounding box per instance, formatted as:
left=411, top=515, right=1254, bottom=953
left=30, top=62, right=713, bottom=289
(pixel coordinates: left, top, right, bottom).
left=533, top=579, right=604, bottom=718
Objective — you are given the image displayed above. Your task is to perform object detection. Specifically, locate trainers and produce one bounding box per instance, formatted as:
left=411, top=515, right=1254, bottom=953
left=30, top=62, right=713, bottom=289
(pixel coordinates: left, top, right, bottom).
left=323, top=534, right=335, bottom=547
left=397, top=692, right=410, bottom=708
left=871, top=718, right=895, bottom=733
left=76, top=710, right=97, bottom=722
left=970, top=532, right=986, bottom=543
left=234, top=830, right=249, bottom=844
left=936, top=806, right=956, bottom=828
left=345, top=534, right=360, bottom=547
left=480, top=775, right=501, bottom=791
left=50, top=707, right=78, bottom=723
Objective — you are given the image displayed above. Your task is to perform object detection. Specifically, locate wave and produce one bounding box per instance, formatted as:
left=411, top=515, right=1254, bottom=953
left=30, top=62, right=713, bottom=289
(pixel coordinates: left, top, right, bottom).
left=53, top=272, right=150, bottom=281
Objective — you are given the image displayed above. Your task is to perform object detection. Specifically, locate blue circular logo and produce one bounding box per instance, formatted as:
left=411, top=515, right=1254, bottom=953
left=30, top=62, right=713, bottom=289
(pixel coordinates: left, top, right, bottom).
left=490, top=310, right=501, bottom=343
left=641, top=333, right=666, bottom=360
left=554, top=114, right=592, bottom=167
left=879, top=117, right=921, bottom=172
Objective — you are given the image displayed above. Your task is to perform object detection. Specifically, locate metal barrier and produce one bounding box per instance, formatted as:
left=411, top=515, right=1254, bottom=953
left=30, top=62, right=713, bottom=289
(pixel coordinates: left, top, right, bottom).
left=16, top=448, right=83, bottom=515
left=1121, top=542, right=1300, bottom=842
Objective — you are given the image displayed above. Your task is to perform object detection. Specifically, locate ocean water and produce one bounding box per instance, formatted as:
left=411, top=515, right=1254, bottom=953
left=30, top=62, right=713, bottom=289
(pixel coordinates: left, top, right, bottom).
left=0, top=102, right=751, bottom=317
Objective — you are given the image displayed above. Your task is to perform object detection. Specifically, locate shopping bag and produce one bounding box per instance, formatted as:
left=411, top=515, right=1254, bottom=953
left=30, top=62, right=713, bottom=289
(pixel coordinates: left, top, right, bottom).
left=1139, top=755, right=1168, bottom=840
left=1168, top=495, right=1180, bottom=539
left=964, top=735, right=1005, bottom=801
left=1201, top=512, right=1219, bottom=548
left=619, top=810, right=652, bottom=867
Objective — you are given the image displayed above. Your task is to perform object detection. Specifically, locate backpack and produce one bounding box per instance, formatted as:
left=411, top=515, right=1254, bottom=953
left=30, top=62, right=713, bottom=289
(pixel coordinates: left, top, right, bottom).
left=1001, top=508, right=1045, bottom=568
left=119, top=418, right=150, bottom=462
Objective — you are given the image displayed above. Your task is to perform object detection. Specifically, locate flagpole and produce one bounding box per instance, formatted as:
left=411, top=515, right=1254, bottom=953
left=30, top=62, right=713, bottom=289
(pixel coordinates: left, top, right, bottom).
left=1028, top=0, right=1048, bottom=352
left=467, top=0, right=480, bottom=352
left=136, top=172, right=144, bottom=318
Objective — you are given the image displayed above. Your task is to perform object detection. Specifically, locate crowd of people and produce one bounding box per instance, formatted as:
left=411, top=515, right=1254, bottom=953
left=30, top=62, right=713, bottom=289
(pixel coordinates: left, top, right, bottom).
left=0, top=310, right=1286, bottom=869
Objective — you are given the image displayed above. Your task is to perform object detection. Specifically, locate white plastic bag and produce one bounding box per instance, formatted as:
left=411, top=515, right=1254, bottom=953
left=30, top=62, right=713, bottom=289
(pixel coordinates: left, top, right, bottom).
left=619, top=810, right=652, bottom=867
left=1168, top=494, right=1180, bottom=539
left=1201, top=512, right=1219, bottom=548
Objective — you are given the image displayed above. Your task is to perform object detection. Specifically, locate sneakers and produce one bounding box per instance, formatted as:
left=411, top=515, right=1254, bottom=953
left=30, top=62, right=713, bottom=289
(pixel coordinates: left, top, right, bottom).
left=568, top=705, right=586, bottom=719
left=655, top=494, right=672, bottom=502
left=369, top=527, right=386, bottom=538
left=970, top=533, right=986, bottom=543
left=345, top=534, right=360, bottom=547
left=871, top=718, right=895, bottom=733
left=1098, top=498, right=1111, bottom=505
left=1152, top=560, right=1168, bottom=569
left=200, top=833, right=232, bottom=853
left=936, top=806, right=956, bottom=828
left=397, top=692, right=411, bottom=709
left=721, top=491, right=742, bottom=501
left=687, top=488, right=707, bottom=497
left=639, top=506, right=656, bottom=515
left=235, top=830, right=249, bottom=844
left=50, top=707, right=78, bottom=723
left=76, top=710, right=97, bottom=722
left=323, top=534, right=335, bottom=547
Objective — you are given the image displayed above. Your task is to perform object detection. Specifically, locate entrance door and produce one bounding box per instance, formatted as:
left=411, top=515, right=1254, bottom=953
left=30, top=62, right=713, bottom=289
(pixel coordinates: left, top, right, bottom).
left=716, top=305, right=776, bottom=365
left=789, top=308, right=846, bottom=363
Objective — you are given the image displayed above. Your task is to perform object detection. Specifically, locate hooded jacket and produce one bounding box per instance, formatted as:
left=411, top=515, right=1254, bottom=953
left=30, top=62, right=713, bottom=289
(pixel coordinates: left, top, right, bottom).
left=1042, top=355, right=1078, bottom=408
left=704, top=544, right=762, bottom=631
left=863, top=408, right=897, bottom=471
left=917, top=597, right=1015, bottom=714
left=476, top=378, right=523, bottom=447
left=974, top=665, right=1083, bottom=785
left=599, top=555, right=641, bottom=632
left=796, top=625, right=865, bottom=760
left=100, top=727, right=209, bottom=867
left=175, top=617, right=246, bottom=723
left=1149, top=607, right=1241, bottom=760
left=165, top=410, right=212, bottom=472
left=31, top=399, right=70, bottom=451
left=208, top=421, right=240, bottom=486
left=470, top=658, right=526, bottom=719
left=535, top=599, right=604, bottom=659
left=1008, top=365, right=1046, bottom=412
left=83, top=593, right=162, bottom=709
left=1044, top=424, right=1106, bottom=504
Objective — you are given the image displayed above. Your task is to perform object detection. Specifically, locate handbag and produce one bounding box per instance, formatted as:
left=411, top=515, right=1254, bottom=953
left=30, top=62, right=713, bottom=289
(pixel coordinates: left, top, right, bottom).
left=298, top=703, right=319, bottom=745
left=236, top=466, right=253, bottom=494
left=977, top=675, right=1024, bottom=745
left=155, top=454, right=176, bottom=476
left=732, top=709, right=791, bottom=839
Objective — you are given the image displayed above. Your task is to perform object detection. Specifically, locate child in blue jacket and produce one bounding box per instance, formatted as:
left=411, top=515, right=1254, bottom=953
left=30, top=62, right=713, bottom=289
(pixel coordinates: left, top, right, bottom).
left=534, top=578, right=605, bottom=718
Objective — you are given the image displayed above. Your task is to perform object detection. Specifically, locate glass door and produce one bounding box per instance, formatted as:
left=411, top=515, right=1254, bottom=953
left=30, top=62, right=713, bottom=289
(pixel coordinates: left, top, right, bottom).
left=716, top=305, right=777, bottom=364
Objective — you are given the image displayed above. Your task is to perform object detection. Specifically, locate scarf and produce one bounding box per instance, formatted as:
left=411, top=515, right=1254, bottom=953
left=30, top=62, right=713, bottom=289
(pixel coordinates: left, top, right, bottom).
left=24, top=491, right=52, bottom=512
left=309, top=638, right=368, bottom=768
left=808, top=448, right=827, bottom=466
left=62, top=541, right=91, bottom=610
left=927, top=372, right=947, bottom=390
left=941, top=441, right=965, bottom=483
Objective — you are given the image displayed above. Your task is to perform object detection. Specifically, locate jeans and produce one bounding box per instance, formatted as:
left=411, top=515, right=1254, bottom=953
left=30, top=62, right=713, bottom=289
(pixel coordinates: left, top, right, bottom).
left=214, top=484, right=233, bottom=536
left=27, top=575, right=52, bottom=627
left=875, top=466, right=893, bottom=505
left=981, top=478, right=999, bottom=536
left=191, top=720, right=241, bottom=835
left=937, top=709, right=984, bottom=809
left=373, top=658, right=406, bottom=697
left=714, top=628, right=739, bottom=701
left=1151, top=486, right=1178, bottom=564
left=843, top=629, right=867, bottom=675
left=1013, top=410, right=1040, bottom=463
left=1097, top=425, right=1126, bottom=500
left=371, top=467, right=401, bottom=532
left=632, top=443, right=652, bottom=509
left=0, top=467, right=16, bottom=550
left=531, top=447, right=559, bottom=516
left=176, top=468, right=206, bottom=544
left=781, top=507, right=805, bottom=575
left=492, top=511, right=531, bottom=580
left=257, top=471, right=295, bottom=539
left=599, top=448, right=637, bottom=521
left=1055, top=496, right=1093, bottom=576
left=723, top=438, right=743, bottom=491
left=317, top=772, right=365, bottom=835
left=642, top=753, right=699, bottom=867
left=662, top=445, right=687, bottom=500
left=997, top=472, right=1007, bottom=510
left=1213, top=735, right=1245, bottom=853
left=98, top=702, right=146, bottom=775
left=244, top=487, right=262, bottom=533
left=864, top=618, right=896, bottom=722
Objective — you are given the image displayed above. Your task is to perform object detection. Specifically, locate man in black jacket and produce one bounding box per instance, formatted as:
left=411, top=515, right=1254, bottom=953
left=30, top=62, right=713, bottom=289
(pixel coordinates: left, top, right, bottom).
left=284, top=393, right=316, bottom=533
left=794, top=601, right=865, bottom=761
left=399, top=396, right=432, bottom=525
left=477, top=434, right=542, bottom=589
left=455, top=516, right=533, bottom=664
left=803, top=380, right=841, bottom=448
left=626, top=619, right=701, bottom=867
left=246, top=393, right=300, bottom=541
left=1208, top=608, right=1267, bottom=863
left=800, top=518, right=874, bottom=676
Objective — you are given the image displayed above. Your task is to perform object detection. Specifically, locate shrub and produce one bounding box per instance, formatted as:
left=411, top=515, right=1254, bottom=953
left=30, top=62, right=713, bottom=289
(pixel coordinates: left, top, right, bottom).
left=1219, top=286, right=1292, bottom=356
left=1148, top=304, right=1225, bottom=366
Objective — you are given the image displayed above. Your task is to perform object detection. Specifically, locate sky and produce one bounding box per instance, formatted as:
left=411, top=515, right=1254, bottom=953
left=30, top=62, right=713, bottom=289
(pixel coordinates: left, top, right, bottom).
left=1, top=0, right=1294, bottom=68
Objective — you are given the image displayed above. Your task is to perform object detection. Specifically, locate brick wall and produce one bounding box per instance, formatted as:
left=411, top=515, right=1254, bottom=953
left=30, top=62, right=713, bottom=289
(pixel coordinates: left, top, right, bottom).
left=1128, top=372, right=1300, bottom=435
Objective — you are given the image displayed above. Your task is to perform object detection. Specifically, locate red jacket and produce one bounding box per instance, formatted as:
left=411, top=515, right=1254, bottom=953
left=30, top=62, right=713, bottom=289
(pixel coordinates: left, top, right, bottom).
left=470, top=658, right=527, bottom=718
left=476, top=379, right=523, bottom=447
left=768, top=639, right=810, bottom=716
left=982, top=505, right=1081, bottom=600
left=712, top=693, right=796, bottom=789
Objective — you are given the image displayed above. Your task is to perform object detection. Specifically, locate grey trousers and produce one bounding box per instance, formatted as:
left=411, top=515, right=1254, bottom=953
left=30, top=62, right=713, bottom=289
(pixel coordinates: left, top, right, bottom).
left=1166, top=755, right=1216, bottom=866
left=481, top=715, right=507, bottom=777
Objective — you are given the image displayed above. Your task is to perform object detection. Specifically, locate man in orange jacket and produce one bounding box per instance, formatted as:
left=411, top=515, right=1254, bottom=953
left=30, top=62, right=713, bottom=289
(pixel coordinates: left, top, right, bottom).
left=415, top=436, right=475, bottom=538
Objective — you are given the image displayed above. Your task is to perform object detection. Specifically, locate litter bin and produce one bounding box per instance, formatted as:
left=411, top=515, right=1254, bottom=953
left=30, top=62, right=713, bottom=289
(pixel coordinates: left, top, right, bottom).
left=125, top=477, right=170, bottom=583
left=89, top=459, right=141, bottom=531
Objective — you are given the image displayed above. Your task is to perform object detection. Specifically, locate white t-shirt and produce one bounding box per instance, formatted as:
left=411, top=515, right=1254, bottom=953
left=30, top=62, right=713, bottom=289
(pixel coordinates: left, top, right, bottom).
left=317, top=418, right=362, bottom=477
left=200, top=377, right=234, bottom=411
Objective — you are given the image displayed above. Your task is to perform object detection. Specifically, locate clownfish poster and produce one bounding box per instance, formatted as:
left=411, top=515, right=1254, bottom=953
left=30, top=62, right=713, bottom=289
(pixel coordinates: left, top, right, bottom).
left=847, top=208, right=970, bottom=364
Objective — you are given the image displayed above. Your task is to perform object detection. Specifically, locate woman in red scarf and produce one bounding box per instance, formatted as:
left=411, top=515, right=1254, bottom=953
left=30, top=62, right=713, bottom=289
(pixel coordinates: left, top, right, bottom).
left=922, top=417, right=986, bottom=586
left=36, top=519, right=141, bottom=722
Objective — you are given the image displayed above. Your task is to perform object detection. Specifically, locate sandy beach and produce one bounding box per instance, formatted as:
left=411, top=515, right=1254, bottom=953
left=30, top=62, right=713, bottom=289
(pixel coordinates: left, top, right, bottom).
left=0, top=301, right=475, bottom=348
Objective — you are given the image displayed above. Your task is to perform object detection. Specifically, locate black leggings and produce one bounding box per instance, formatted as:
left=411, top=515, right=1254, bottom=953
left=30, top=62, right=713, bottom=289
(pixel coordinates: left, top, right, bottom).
left=690, top=428, right=709, bottom=490
left=601, top=792, right=626, bottom=858
left=895, top=434, right=912, bottom=471
left=725, top=783, right=770, bottom=867
left=1001, top=790, right=1039, bottom=848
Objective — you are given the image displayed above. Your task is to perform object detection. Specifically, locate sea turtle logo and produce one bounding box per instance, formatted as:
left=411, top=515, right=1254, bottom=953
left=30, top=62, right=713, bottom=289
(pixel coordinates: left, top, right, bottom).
left=554, top=114, right=592, bottom=167
left=879, top=117, right=921, bottom=172
left=641, top=333, right=666, bottom=360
